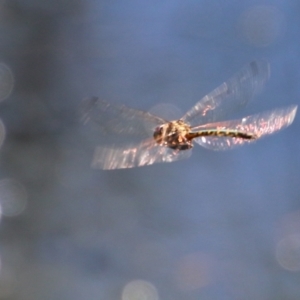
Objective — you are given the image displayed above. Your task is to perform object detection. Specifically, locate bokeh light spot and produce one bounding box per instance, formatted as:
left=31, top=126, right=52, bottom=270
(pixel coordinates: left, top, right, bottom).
left=0, top=63, right=14, bottom=101
left=239, top=5, right=286, bottom=47
left=0, top=179, right=27, bottom=217
left=276, top=234, right=300, bottom=272
left=122, top=279, right=159, bottom=300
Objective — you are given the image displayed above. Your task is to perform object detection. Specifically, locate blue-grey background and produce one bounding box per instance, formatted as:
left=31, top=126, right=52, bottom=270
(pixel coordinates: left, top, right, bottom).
left=0, top=1, right=299, bottom=299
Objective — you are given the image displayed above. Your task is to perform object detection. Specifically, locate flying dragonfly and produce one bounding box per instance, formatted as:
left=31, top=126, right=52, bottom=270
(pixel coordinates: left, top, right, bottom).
left=81, top=61, right=297, bottom=170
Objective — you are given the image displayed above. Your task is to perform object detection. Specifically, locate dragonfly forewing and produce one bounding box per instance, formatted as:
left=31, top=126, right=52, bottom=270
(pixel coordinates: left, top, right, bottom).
left=181, top=61, right=270, bottom=126
left=91, top=139, right=192, bottom=170
left=192, top=105, right=297, bottom=150
left=81, top=97, right=167, bottom=139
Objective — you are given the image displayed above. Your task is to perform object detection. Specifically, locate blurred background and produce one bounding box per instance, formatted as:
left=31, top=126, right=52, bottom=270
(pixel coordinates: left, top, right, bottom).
left=0, top=0, right=299, bottom=299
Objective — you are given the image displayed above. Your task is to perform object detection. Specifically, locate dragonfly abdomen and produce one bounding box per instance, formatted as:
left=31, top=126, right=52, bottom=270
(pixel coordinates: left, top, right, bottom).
left=187, top=130, right=257, bottom=140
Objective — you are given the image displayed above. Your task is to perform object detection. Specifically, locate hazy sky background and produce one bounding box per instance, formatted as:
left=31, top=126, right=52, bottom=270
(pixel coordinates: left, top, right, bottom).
left=0, top=1, right=299, bottom=299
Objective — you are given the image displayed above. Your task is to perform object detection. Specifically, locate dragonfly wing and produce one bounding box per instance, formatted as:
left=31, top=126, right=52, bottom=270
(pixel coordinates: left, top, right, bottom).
left=193, top=105, right=297, bottom=150
left=181, top=61, right=270, bottom=126
left=91, top=139, right=192, bottom=169
left=80, top=97, right=167, bottom=138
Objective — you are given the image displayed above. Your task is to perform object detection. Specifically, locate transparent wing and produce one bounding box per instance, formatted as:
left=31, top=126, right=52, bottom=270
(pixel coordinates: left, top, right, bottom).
left=91, top=139, right=192, bottom=170
left=80, top=97, right=167, bottom=138
left=181, top=61, right=270, bottom=126
left=193, top=105, right=297, bottom=150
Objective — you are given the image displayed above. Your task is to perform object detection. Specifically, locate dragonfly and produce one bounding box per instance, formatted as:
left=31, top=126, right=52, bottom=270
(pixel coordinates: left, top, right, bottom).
left=81, top=61, right=297, bottom=170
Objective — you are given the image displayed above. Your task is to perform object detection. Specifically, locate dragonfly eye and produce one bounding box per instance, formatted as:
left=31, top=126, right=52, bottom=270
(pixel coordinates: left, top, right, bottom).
left=153, top=126, right=163, bottom=139
left=155, top=126, right=163, bottom=133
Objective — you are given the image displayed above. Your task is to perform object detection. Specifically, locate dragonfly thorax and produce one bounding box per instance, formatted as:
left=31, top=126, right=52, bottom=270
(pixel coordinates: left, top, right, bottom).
left=153, top=120, right=193, bottom=150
